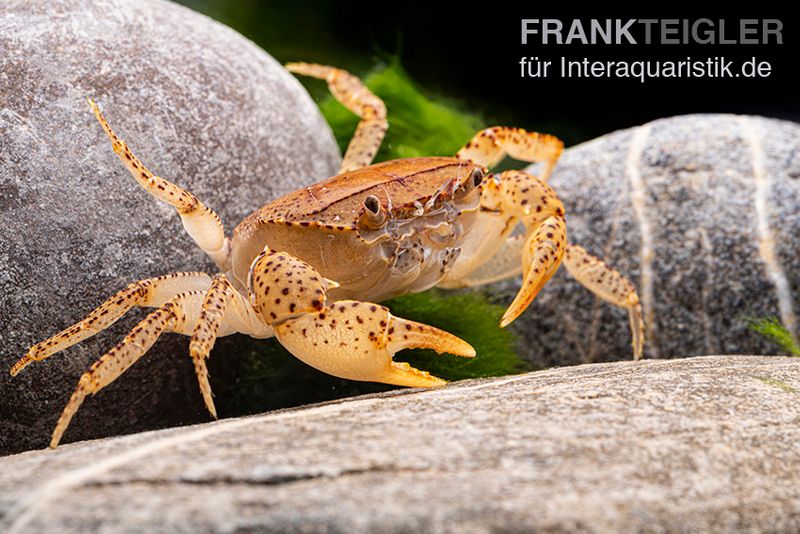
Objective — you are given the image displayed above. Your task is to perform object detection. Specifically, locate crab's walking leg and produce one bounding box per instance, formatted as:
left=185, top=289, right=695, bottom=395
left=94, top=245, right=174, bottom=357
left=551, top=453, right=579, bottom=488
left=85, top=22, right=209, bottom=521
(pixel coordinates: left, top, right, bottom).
left=10, top=272, right=212, bottom=376
left=563, top=244, right=644, bottom=359
left=88, top=100, right=232, bottom=271
left=188, top=273, right=268, bottom=418
left=48, top=283, right=269, bottom=448
left=286, top=63, right=387, bottom=173
left=50, top=291, right=204, bottom=448
left=502, top=215, right=567, bottom=327
left=248, top=247, right=475, bottom=388
left=467, top=170, right=568, bottom=327
left=456, top=127, right=564, bottom=180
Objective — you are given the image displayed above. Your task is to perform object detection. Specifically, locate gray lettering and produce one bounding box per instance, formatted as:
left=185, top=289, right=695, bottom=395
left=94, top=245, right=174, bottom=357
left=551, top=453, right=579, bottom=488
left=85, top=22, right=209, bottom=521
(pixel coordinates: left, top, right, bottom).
left=638, top=19, right=658, bottom=44
left=740, top=19, right=759, bottom=44
left=566, top=19, right=588, bottom=44
left=521, top=19, right=539, bottom=45
left=542, top=19, right=563, bottom=45
left=616, top=19, right=636, bottom=44
left=764, top=19, right=783, bottom=44
left=692, top=19, right=714, bottom=44
left=719, top=20, right=735, bottom=44
left=661, top=19, right=679, bottom=44
left=591, top=19, right=612, bottom=44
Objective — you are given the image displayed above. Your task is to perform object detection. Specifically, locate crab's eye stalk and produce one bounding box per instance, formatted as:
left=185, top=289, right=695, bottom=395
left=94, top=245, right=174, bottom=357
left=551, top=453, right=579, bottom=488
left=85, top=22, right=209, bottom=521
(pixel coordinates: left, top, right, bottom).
left=359, top=194, right=386, bottom=229
left=470, top=168, right=484, bottom=188
left=459, top=167, right=484, bottom=196
left=364, top=195, right=380, bottom=215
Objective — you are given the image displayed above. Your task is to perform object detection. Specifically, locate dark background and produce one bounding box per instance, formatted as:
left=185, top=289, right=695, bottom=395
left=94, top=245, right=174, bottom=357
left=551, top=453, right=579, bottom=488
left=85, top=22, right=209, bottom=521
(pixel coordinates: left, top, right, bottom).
left=177, top=1, right=797, bottom=146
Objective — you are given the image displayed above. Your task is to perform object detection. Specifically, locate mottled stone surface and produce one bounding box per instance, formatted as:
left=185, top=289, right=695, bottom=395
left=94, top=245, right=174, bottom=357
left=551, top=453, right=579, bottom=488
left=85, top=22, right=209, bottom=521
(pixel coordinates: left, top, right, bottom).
left=0, top=0, right=339, bottom=455
left=509, top=115, right=800, bottom=367
left=1, top=356, right=798, bottom=533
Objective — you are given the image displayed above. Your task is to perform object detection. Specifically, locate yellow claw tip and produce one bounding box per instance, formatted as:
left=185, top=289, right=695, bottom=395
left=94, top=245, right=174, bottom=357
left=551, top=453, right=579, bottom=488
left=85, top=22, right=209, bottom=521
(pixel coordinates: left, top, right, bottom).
left=499, top=312, right=517, bottom=329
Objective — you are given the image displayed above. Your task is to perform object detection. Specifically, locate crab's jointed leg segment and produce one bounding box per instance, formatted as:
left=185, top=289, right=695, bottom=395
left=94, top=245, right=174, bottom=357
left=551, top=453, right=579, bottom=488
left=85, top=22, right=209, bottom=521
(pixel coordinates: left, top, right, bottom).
left=285, top=63, right=388, bottom=173
left=45, top=278, right=271, bottom=448
left=563, top=244, right=644, bottom=359
left=249, top=246, right=474, bottom=388
left=188, top=274, right=234, bottom=419
left=87, top=99, right=231, bottom=271
left=503, top=215, right=567, bottom=327
left=476, top=170, right=568, bottom=327
left=457, top=127, right=564, bottom=180
left=10, top=272, right=212, bottom=376
left=50, top=290, right=206, bottom=448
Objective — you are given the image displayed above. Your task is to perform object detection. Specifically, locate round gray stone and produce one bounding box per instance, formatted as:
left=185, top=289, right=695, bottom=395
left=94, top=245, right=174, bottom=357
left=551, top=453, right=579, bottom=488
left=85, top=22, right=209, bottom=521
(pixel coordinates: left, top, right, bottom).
left=0, top=356, right=797, bottom=532
left=0, top=0, right=340, bottom=455
left=507, top=114, right=800, bottom=367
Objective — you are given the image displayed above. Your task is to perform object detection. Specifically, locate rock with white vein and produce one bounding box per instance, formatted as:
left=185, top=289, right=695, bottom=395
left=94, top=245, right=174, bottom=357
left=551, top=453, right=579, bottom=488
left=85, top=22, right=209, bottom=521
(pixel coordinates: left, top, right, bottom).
left=505, top=115, right=800, bottom=366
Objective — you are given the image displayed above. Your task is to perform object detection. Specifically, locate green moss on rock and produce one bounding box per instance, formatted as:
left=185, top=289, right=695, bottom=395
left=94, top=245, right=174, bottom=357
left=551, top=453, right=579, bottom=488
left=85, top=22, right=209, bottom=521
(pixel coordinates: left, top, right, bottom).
left=748, top=317, right=800, bottom=356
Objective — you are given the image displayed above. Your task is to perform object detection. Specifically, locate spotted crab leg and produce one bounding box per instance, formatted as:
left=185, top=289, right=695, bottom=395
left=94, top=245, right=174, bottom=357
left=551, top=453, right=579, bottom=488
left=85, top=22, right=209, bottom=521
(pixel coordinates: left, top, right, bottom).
left=456, top=126, right=564, bottom=181
left=48, top=290, right=206, bottom=448
left=442, top=168, right=645, bottom=359
left=563, top=245, right=644, bottom=360
left=189, top=273, right=270, bottom=418
left=463, top=170, right=568, bottom=327
left=88, top=99, right=232, bottom=271
left=286, top=63, right=388, bottom=173
left=248, top=247, right=475, bottom=388
left=10, top=272, right=212, bottom=376
left=44, top=280, right=269, bottom=448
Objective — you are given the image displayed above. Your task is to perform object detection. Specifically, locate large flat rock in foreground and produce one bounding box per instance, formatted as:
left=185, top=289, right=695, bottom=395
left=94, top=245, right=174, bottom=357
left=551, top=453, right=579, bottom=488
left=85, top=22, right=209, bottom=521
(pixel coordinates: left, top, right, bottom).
left=1, top=355, right=799, bottom=532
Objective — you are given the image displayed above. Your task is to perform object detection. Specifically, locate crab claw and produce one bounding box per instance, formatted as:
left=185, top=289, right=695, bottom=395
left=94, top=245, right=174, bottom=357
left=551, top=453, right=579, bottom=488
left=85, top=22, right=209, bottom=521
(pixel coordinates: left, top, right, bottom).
left=500, top=215, right=567, bottom=328
left=273, top=300, right=475, bottom=388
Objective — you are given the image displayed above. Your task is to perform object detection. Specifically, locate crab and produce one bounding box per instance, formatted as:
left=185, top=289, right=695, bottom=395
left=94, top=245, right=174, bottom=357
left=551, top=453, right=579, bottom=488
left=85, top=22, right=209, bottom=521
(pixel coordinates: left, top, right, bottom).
left=11, top=63, right=644, bottom=448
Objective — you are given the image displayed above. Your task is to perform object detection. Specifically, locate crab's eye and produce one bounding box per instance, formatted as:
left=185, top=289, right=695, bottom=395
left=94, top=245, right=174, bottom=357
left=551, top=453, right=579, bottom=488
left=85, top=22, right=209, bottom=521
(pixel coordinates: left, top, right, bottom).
left=364, top=195, right=380, bottom=214
left=359, top=194, right=386, bottom=230
left=470, top=168, right=484, bottom=188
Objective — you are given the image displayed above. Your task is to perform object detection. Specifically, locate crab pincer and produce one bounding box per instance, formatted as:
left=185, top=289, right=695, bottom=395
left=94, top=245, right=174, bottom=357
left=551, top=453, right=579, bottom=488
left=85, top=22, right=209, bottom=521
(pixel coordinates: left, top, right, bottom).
left=250, top=248, right=474, bottom=388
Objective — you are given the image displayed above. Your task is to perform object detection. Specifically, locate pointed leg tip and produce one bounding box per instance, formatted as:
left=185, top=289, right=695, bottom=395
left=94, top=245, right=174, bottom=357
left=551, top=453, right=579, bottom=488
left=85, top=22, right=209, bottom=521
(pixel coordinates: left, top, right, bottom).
left=10, top=355, right=32, bottom=376
left=499, top=310, right=520, bottom=329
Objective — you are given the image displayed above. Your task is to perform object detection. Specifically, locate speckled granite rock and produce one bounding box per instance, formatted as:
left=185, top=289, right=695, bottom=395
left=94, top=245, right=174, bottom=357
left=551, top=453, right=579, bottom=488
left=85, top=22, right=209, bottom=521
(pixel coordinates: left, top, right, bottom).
left=1, top=356, right=798, bottom=533
left=0, top=0, right=339, bottom=455
left=510, top=114, right=800, bottom=367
